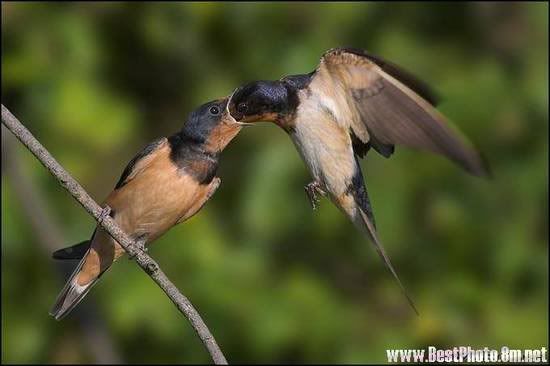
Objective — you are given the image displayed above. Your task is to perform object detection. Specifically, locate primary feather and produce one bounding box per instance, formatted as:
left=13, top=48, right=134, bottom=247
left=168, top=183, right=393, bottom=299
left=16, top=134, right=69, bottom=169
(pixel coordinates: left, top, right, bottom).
left=313, top=48, right=489, bottom=176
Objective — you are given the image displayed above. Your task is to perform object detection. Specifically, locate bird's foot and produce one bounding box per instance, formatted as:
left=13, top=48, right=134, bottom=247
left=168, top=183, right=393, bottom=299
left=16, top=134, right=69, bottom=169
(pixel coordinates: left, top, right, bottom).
left=128, top=235, right=148, bottom=260
left=304, top=181, right=326, bottom=210
left=137, top=241, right=148, bottom=253
left=135, top=234, right=148, bottom=252
left=97, top=205, right=112, bottom=224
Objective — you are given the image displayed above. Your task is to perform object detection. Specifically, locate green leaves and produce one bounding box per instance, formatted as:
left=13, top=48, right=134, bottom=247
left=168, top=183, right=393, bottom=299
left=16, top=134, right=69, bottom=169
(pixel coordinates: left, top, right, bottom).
left=2, top=2, right=548, bottom=363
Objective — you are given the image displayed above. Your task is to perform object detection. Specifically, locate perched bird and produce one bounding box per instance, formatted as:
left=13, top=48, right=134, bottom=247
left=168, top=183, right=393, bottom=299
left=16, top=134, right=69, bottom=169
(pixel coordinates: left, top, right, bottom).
left=228, top=47, right=490, bottom=314
left=50, top=97, right=241, bottom=320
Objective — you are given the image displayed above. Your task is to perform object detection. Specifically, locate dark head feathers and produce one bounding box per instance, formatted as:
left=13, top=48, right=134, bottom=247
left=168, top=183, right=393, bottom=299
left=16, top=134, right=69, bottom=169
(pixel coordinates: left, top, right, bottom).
left=180, top=98, right=229, bottom=143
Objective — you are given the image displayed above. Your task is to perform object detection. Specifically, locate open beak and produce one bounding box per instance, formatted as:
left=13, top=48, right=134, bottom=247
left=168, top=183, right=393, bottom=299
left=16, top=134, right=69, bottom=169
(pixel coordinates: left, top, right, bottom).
left=226, top=87, right=258, bottom=126
left=227, top=87, right=244, bottom=121
left=218, top=96, right=237, bottom=127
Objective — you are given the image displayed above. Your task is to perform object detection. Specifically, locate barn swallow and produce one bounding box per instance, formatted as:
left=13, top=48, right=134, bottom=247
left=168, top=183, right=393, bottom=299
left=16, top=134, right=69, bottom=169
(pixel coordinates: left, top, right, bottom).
left=228, top=47, right=490, bottom=314
left=50, top=97, right=241, bottom=320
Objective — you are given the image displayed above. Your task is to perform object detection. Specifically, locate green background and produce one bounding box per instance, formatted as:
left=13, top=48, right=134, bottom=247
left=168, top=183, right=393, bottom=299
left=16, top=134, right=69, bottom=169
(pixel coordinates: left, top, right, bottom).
left=2, top=2, right=548, bottom=363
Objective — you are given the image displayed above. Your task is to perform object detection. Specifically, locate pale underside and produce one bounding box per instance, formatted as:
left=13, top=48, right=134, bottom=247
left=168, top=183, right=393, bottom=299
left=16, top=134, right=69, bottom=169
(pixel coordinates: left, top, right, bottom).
left=290, top=94, right=357, bottom=199
left=299, top=48, right=488, bottom=177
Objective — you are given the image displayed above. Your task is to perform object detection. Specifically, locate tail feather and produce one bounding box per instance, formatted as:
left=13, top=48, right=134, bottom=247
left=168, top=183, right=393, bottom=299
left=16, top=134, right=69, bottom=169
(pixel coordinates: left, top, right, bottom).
left=50, top=248, right=102, bottom=320
left=357, top=208, right=419, bottom=316
left=52, top=240, right=90, bottom=260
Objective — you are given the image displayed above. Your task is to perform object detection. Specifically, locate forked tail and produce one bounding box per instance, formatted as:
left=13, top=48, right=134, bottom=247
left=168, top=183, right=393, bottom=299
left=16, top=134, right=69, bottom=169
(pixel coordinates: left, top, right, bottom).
left=356, top=207, right=419, bottom=316
left=50, top=248, right=102, bottom=320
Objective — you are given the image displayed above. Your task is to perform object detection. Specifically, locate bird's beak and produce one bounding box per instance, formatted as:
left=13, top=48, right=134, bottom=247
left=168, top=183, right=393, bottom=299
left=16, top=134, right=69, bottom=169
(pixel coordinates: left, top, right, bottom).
left=227, top=87, right=244, bottom=121
left=219, top=96, right=239, bottom=127
left=226, top=87, right=259, bottom=126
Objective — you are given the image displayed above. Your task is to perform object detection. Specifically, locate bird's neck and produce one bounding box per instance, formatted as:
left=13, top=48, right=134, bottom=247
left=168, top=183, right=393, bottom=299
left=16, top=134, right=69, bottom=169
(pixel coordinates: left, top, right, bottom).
left=169, top=132, right=219, bottom=163
left=168, top=133, right=220, bottom=185
left=201, top=121, right=242, bottom=155
left=273, top=84, right=301, bottom=133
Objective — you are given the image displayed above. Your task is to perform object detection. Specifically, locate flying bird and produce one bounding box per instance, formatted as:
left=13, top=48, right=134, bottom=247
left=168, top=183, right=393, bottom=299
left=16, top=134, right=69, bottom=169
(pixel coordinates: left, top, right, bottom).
left=50, top=97, right=241, bottom=320
left=228, top=47, right=490, bottom=314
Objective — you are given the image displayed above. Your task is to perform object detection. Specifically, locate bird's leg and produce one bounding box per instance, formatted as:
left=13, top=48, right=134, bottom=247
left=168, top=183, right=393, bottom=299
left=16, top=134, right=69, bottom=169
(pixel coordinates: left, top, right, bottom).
left=135, top=233, right=148, bottom=252
left=97, top=205, right=112, bottom=224
left=128, top=234, right=148, bottom=260
left=304, top=181, right=327, bottom=210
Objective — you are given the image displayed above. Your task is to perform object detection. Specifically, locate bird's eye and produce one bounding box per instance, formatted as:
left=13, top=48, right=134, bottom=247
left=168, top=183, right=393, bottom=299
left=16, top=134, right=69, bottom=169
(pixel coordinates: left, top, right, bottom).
left=237, top=102, right=248, bottom=114
left=209, top=106, right=220, bottom=115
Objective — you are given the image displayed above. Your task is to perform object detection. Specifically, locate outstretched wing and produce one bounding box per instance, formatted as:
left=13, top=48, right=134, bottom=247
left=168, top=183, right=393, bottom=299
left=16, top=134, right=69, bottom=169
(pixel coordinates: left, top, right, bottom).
left=114, top=137, right=168, bottom=189
left=311, top=48, right=489, bottom=177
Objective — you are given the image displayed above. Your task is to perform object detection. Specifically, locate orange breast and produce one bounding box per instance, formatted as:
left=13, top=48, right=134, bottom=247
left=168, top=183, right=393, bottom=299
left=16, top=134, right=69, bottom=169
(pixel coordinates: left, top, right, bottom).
left=105, top=147, right=204, bottom=242
left=76, top=145, right=208, bottom=285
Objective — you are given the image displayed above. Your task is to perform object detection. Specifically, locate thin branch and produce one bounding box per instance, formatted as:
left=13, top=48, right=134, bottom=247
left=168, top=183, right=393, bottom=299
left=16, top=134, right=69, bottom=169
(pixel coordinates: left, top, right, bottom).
left=2, top=104, right=228, bottom=365
left=2, top=131, right=123, bottom=364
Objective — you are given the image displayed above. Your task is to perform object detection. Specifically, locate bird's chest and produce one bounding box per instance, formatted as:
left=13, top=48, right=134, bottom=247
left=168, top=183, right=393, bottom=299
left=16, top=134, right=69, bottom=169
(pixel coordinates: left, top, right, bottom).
left=290, top=121, right=325, bottom=182
left=106, top=162, right=202, bottom=239
left=290, top=101, right=356, bottom=195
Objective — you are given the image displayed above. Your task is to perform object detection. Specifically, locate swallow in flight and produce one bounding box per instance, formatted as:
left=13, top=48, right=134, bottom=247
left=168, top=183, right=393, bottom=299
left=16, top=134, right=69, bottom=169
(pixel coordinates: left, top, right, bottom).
left=229, top=47, right=490, bottom=314
left=50, top=97, right=241, bottom=320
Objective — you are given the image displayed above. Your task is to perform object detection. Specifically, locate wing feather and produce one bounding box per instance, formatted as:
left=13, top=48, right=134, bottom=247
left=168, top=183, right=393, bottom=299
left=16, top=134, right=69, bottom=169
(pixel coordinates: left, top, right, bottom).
left=114, top=137, right=168, bottom=189
left=313, top=48, right=489, bottom=176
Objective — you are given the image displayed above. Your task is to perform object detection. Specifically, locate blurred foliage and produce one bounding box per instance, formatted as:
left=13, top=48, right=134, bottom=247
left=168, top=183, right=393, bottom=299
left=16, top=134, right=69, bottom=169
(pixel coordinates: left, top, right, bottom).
left=1, top=2, right=548, bottom=363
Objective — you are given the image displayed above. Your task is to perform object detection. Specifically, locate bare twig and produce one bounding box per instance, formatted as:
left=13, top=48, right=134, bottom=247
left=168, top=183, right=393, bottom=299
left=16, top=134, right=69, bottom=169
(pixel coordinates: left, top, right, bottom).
left=2, top=131, right=123, bottom=364
left=1, top=104, right=228, bottom=365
